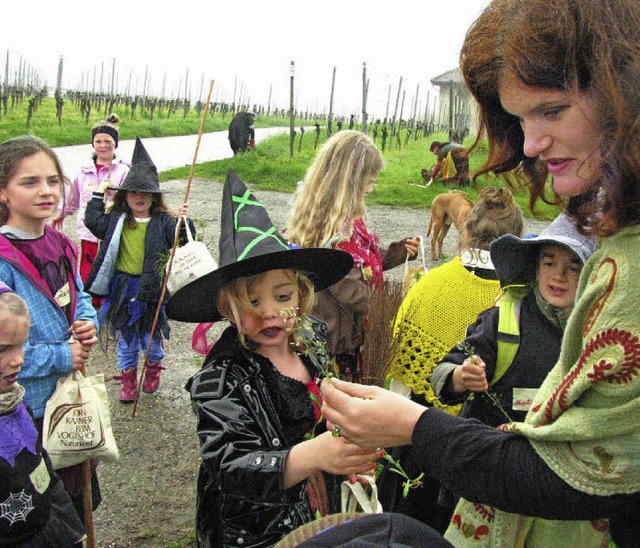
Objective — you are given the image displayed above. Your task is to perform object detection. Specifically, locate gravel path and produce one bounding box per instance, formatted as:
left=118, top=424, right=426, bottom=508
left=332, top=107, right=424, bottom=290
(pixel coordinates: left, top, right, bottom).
left=66, top=179, right=550, bottom=547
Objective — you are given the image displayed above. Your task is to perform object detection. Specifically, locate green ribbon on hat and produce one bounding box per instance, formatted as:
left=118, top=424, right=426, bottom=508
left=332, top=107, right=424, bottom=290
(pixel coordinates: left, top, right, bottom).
left=233, top=191, right=289, bottom=261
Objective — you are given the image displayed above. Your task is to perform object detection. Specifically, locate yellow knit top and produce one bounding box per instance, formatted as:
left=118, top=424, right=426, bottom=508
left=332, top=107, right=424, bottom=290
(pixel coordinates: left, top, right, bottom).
left=388, top=256, right=501, bottom=414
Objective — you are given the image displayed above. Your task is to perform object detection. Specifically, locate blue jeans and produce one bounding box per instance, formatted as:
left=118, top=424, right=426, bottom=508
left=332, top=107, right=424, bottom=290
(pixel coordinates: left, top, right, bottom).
left=117, top=331, right=164, bottom=371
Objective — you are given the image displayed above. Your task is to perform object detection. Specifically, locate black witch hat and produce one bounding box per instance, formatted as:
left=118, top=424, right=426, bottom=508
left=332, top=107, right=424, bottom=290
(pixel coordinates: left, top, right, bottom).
left=110, top=137, right=169, bottom=193
left=166, top=169, right=352, bottom=323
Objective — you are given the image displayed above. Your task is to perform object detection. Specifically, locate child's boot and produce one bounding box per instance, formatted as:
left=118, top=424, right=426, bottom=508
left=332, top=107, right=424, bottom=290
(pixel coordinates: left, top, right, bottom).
left=114, top=368, right=137, bottom=403
left=142, top=362, right=165, bottom=394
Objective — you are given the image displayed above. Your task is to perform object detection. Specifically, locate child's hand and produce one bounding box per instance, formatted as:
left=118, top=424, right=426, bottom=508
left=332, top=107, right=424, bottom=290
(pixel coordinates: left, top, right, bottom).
left=452, top=355, right=489, bottom=393
left=313, top=431, right=382, bottom=476
left=405, top=237, right=421, bottom=259
left=70, top=320, right=98, bottom=348
left=51, top=214, right=65, bottom=231
left=177, top=203, right=189, bottom=217
left=98, top=179, right=112, bottom=194
left=69, top=340, right=91, bottom=371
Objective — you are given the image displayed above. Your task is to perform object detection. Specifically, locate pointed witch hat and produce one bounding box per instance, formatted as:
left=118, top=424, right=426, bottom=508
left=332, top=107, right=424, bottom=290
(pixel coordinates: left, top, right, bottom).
left=166, top=169, right=353, bottom=323
left=109, top=137, right=170, bottom=193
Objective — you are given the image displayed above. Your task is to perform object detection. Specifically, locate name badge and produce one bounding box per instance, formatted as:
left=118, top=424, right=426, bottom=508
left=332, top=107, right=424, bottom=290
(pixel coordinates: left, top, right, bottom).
left=30, top=457, right=51, bottom=494
left=55, top=282, right=71, bottom=307
left=512, top=388, right=538, bottom=412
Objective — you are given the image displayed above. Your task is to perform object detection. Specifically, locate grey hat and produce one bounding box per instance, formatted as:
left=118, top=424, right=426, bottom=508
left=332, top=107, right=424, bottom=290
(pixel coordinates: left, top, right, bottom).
left=491, top=212, right=596, bottom=286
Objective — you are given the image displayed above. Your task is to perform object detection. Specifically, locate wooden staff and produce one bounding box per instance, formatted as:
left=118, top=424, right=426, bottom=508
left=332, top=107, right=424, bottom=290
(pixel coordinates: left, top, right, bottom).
left=132, top=80, right=215, bottom=418
left=80, top=362, right=96, bottom=548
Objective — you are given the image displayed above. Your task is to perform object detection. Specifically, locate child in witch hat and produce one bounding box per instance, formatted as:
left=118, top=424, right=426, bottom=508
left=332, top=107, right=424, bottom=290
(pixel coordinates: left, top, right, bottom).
left=166, top=170, right=383, bottom=548
left=84, top=137, right=195, bottom=402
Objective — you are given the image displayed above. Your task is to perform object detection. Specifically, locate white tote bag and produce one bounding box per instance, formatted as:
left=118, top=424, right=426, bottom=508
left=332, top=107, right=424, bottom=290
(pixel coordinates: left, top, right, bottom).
left=166, top=217, right=217, bottom=294
left=42, top=371, right=120, bottom=469
left=340, top=474, right=383, bottom=514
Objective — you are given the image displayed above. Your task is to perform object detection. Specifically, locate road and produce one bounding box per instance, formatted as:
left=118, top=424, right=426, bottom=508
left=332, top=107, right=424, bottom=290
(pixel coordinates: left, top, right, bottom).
left=53, top=127, right=291, bottom=176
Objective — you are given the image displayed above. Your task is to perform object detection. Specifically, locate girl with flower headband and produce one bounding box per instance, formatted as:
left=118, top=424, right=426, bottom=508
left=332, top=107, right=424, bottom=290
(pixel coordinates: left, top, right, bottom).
left=287, top=130, right=420, bottom=380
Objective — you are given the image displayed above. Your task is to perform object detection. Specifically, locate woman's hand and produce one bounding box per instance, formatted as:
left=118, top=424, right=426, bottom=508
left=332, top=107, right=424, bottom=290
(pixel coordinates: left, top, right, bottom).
left=452, top=355, right=488, bottom=393
left=320, top=378, right=426, bottom=451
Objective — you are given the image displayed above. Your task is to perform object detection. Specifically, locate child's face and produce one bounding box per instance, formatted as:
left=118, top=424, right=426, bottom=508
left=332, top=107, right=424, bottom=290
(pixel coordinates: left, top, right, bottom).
left=0, top=151, right=61, bottom=234
left=536, top=243, right=583, bottom=312
left=93, top=133, right=116, bottom=163
left=239, top=269, right=299, bottom=352
left=0, top=314, right=29, bottom=394
left=125, top=191, right=152, bottom=218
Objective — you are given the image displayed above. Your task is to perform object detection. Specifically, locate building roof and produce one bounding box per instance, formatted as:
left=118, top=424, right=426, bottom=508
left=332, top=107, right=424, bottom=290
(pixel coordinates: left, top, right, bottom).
left=431, top=67, right=464, bottom=86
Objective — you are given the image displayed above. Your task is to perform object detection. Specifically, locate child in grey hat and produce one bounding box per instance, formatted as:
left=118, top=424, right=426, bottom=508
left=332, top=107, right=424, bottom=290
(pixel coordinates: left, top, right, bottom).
left=432, top=211, right=596, bottom=427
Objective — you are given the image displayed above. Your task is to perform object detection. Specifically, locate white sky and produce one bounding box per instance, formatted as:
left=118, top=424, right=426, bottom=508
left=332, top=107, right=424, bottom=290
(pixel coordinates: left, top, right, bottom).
left=2, top=0, right=490, bottom=119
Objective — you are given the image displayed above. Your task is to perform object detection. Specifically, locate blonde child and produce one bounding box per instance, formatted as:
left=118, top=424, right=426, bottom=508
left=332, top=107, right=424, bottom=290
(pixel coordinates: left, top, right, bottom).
left=0, top=283, right=86, bottom=546
left=0, top=135, right=100, bottom=524
left=84, top=137, right=192, bottom=401
left=166, top=171, right=382, bottom=547
left=287, top=130, right=419, bottom=379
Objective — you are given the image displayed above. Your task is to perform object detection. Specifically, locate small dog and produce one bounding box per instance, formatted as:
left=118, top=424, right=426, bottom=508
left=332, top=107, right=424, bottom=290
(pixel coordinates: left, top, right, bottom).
left=427, top=191, right=475, bottom=260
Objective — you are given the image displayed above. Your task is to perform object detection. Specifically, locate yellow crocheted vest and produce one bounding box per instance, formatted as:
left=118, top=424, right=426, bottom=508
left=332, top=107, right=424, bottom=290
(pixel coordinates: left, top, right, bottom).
left=388, top=256, right=501, bottom=414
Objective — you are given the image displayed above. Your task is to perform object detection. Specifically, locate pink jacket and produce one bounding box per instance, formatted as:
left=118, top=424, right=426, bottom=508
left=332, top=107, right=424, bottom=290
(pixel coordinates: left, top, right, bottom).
left=61, top=155, right=130, bottom=242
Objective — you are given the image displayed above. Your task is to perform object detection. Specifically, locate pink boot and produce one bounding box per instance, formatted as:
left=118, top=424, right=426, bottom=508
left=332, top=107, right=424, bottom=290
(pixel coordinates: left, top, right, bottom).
left=142, top=362, right=165, bottom=394
left=114, top=368, right=137, bottom=403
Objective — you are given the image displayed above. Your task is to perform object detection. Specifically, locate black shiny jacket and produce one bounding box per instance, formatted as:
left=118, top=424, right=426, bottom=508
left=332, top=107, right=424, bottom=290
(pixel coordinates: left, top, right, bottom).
left=186, top=324, right=330, bottom=548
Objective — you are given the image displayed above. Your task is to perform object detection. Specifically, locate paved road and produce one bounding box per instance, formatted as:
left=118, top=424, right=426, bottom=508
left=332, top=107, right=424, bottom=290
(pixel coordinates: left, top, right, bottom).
left=53, top=127, right=291, bottom=177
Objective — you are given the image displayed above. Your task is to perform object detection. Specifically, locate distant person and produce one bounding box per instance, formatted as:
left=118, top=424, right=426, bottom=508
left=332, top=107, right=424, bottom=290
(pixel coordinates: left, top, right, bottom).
left=0, top=283, right=86, bottom=547
left=84, top=138, right=192, bottom=402
left=228, top=111, right=256, bottom=155
left=52, top=113, right=130, bottom=309
left=426, top=141, right=470, bottom=187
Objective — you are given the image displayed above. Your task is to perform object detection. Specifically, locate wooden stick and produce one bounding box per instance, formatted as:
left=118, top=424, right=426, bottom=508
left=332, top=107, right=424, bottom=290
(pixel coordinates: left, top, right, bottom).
left=132, top=80, right=215, bottom=418
left=80, top=363, right=96, bottom=548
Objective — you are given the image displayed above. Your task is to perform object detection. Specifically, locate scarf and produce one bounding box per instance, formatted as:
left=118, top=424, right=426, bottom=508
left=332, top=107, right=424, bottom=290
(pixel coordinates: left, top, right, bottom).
left=445, top=227, right=640, bottom=546
left=335, top=218, right=383, bottom=288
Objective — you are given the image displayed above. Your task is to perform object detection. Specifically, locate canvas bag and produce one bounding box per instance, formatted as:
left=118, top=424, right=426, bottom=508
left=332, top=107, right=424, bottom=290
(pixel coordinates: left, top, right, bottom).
left=42, top=371, right=119, bottom=470
left=341, top=474, right=383, bottom=514
left=403, top=235, right=428, bottom=294
left=166, top=217, right=217, bottom=294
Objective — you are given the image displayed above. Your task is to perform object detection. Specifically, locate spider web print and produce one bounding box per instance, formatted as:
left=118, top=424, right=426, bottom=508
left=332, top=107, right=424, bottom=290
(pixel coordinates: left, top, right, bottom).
left=0, top=490, right=34, bottom=525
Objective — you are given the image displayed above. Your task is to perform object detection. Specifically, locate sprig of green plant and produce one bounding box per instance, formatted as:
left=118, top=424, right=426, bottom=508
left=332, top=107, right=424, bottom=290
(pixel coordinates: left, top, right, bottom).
left=455, top=341, right=513, bottom=423
left=283, top=308, right=423, bottom=496
left=383, top=452, right=425, bottom=498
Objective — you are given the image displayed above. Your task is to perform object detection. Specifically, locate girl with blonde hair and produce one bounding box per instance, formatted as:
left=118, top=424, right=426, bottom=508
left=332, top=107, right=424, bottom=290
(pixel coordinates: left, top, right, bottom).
left=287, top=130, right=419, bottom=380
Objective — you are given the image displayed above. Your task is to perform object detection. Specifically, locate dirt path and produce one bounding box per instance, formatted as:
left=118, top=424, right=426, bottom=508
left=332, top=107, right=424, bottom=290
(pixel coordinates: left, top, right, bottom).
left=68, top=178, right=550, bottom=546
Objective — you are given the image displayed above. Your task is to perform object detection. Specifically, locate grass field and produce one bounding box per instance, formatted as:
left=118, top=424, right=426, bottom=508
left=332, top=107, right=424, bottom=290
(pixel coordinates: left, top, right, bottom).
left=0, top=96, right=562, bottom=219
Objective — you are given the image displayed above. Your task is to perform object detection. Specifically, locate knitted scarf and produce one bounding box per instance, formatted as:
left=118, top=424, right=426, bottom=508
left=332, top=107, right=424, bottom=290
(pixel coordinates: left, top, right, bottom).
left=445, top=225, right=640, bottom=546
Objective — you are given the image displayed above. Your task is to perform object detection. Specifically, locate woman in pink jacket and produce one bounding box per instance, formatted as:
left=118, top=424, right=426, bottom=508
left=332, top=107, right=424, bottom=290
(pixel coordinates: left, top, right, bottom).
left=53, top=113, right=130, bottom=307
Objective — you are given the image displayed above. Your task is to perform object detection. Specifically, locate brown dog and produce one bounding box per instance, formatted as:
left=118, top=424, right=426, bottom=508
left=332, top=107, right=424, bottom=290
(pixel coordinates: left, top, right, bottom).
left=427, top=191, right=475, bottom=260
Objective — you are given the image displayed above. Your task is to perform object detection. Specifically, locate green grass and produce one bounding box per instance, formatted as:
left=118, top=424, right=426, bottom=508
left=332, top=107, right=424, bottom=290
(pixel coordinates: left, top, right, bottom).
left=0, top=96, right=290, bottom=146
left=1, top=96, right=561, bottom=219
left=161, top=130, right=562, bottom=220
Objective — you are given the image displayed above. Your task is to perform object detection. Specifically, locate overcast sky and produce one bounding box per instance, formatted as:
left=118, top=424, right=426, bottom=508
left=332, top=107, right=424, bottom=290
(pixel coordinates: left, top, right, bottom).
left=3, top=0, right=490, bottom=119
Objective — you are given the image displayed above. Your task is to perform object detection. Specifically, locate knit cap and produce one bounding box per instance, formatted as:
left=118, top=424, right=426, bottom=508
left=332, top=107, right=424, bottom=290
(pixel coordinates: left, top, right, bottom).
left=92, top=113, right=120, bottom=148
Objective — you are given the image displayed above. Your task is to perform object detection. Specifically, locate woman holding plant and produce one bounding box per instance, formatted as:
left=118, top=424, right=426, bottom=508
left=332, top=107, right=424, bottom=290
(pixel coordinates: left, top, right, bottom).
left=321, top=0, right=640, bottom=545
